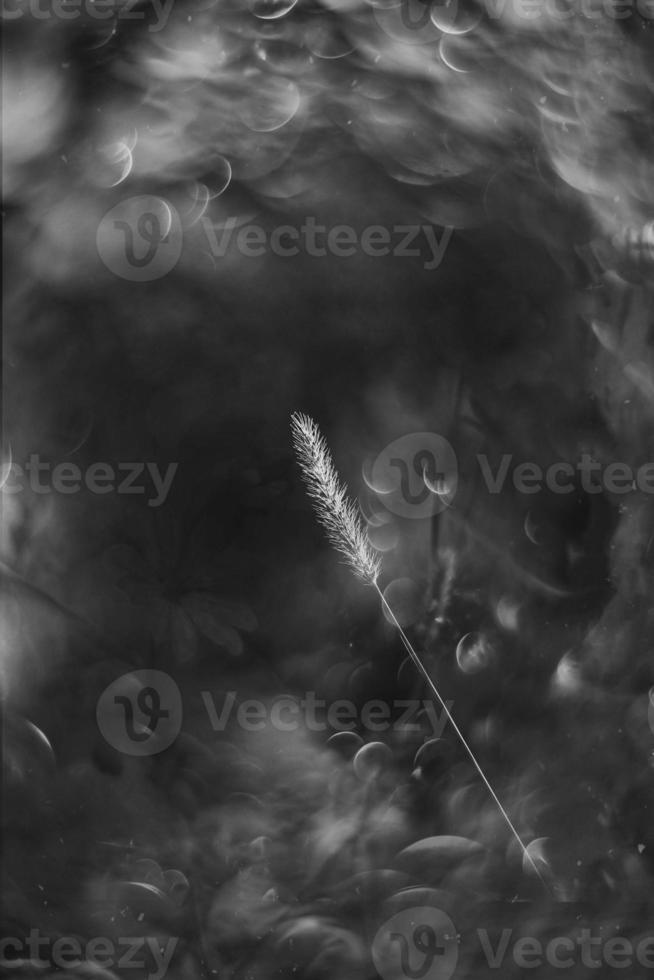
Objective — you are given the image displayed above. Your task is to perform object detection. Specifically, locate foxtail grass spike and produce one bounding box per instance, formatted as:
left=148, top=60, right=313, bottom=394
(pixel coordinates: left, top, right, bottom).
left=291, top=412, right=381, bottom=584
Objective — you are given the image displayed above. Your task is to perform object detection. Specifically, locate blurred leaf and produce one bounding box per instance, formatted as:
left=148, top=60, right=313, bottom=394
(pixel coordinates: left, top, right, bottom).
left=182, top=592, right=257, bottom=632
left=395, top=835, right=484, bottom=883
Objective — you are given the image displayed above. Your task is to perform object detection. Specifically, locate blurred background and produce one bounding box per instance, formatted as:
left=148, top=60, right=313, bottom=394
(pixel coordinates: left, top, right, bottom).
left=2, top=0, right=654, bottom=977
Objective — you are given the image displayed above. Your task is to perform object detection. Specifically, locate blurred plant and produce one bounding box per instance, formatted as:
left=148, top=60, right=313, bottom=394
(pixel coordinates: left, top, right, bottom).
left=291, top=412, right=550, bottom=893
left=103, top=516, right=257, bottom=664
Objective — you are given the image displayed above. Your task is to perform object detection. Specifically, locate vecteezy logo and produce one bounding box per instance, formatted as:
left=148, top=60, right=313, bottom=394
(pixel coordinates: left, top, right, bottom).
left=372, top=907, right=458, bottom=980
left=370, top=433, right=458, bottom=519
left=96, top=670, right=182, bottom=756
left=96, top=196, right=183, bottom=281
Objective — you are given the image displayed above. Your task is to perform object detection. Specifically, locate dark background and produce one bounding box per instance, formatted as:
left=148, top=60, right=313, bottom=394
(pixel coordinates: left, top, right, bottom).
left=3, top=2, right=654, bottom=977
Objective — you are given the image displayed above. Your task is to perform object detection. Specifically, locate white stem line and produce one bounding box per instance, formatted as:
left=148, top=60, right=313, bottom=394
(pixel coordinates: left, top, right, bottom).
left=374, top=581, right=552, bottom=896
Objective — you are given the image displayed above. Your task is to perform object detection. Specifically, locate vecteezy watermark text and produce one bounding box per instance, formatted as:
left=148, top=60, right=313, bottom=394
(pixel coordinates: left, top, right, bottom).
left=372, top=906, right=654, bottom=980
left=478, top=928, right=654, bottom=970
left=0, top=931, right=178, bottom=980
left=201, top=691, right=453, bottom=735
left=200, top=217, right=453, bottom=271
left=1, top=0, right=174, bottom=31
left=96, top=670, right=453, bottom=756
left=371, top=432, right=654, bottom=519
left=1, top=455, right=177, bottom=507
left=96, top=197, right=455, bottom=281
left=477, top=453, right=654, bottom=496
left=378, top=0, right=654, bottom=37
